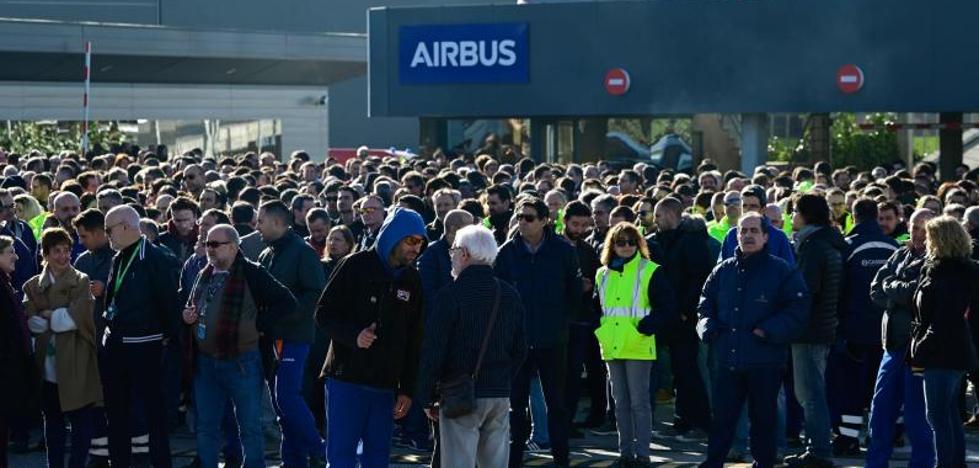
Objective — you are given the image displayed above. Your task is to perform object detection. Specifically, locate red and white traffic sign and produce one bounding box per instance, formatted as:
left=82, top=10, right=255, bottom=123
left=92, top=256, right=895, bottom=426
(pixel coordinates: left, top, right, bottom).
left=836, top=65, right=864, bottom=94
left=605, top=68, right=631, bottom=96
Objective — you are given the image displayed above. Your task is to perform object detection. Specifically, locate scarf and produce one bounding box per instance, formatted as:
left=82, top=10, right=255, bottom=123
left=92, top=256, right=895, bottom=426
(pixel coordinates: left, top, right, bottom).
left=192, top=256, right=247, bottom=358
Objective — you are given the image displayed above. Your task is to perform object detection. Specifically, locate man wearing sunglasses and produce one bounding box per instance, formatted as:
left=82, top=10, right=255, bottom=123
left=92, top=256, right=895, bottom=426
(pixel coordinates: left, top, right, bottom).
left=317, top=207, right=427, bottom=467
left=495, top=197, right=582, bottom=468
left=355, top=195, right=387, bottom=251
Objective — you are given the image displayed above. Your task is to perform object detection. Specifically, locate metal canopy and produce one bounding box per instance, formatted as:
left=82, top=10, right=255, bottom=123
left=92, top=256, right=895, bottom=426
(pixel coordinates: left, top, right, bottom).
left=369, top=0, right=979, bottom=118
left=0, top=17, right=366, bottom=86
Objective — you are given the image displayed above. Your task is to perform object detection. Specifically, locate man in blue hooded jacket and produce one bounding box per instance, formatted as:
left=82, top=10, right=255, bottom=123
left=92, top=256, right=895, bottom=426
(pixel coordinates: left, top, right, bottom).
left=316, top=207, right=427, bottom=468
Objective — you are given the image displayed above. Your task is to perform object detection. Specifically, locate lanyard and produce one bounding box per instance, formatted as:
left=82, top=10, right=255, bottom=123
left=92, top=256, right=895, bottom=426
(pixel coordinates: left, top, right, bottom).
left=112, top=239, right=141, bottom=296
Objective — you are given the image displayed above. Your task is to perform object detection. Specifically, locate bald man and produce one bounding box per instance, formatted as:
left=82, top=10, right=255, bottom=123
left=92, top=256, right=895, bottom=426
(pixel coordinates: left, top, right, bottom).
left=52, top=191, right=86, bottom=261
left=100, top=205, right=180, bottom=468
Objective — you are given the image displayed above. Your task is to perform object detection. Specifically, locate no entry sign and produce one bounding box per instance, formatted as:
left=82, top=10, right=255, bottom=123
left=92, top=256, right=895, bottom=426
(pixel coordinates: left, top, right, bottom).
left=605, top=68, right=631, bottom=96
left=837, top=65, right=864, bottom=94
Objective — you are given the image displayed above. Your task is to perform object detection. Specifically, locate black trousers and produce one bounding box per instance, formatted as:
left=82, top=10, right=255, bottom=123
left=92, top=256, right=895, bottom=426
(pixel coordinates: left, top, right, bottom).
left=565, top=323, right=607, bottom=426
left=509, top=346, right=569, bottom=467
left=99, top=339, right=171, bottom=468
left=669, top=330, right=711, bottom=432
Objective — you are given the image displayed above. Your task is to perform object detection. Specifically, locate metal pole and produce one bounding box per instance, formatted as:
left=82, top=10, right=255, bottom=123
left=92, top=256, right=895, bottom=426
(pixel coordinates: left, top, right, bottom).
left=82, top=41, right=92, bottom=156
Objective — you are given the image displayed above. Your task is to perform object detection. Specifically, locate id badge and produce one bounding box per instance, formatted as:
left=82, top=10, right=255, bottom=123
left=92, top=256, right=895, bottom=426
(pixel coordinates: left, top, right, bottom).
left=105, top=302, right=118, bottom=321
left=197, top=322, right=206, bottom=341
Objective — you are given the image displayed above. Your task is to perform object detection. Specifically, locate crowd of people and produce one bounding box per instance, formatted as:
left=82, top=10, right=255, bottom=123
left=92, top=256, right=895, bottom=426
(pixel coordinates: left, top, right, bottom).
left=0, top=140, right=977, bottom=468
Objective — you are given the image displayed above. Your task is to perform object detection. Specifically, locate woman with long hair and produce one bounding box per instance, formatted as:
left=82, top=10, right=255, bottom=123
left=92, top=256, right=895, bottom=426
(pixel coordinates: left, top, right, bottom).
left=24, top=228, right=101, bottom=468
left=321, top=225, right=356, bottom=280
left=911, top=216, right=979, bottom=467
left=0, top=235, right=31, bottom=468
left=594, top=222, right=676, bottom=468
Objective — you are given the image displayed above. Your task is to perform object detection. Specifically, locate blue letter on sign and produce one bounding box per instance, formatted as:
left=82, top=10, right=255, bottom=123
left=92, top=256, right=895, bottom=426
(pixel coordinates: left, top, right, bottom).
left=398, top=23, right=529, bottom=85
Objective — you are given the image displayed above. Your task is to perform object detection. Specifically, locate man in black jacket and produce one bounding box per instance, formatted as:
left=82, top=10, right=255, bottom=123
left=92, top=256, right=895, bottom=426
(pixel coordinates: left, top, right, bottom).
left=416, top=224, right=527, bottom=467
left=257, top=200, right=327, bottom=467
left=494, top=197, right=582, bottom=468
left=317, top=207, right=427, bottom=468
left=648, top=197, right=713, bottom=440
left=785, top=194, right=846, bottom=468
left=101, top=205, right=180, bottom=468
left=562, top=201, right=607, bottom=431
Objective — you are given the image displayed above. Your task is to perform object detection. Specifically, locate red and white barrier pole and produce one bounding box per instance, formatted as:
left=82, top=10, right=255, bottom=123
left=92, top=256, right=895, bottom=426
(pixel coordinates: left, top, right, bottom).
left=82, top=41, right=91, bottom=156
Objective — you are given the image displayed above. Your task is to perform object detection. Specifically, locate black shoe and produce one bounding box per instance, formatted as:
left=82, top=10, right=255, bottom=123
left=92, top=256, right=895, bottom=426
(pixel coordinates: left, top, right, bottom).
left=785, top=451, right=835, bottom=468
left=610, top=457, right=634, bottom=468
left=568, top=427, right=585, bottom=439
left=832, top=435, right=861, bottom=457
left=590, top=420, right=617, bottom=436
left=86, top=458, right=111, bottom=468
left=786, top=435, right=804, bottom=449
left=224, top=457, right=243, bottom=468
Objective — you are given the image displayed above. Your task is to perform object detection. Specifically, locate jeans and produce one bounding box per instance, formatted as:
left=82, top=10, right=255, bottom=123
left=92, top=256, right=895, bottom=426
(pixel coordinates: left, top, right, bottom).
left=509, top=346, right=569, bottom=467
left=529, top=376, right=549, bottom=445
left=99, top=339, right=171, bottom=468
left=194, top=351, right=266, bottom=468
left=42, top=383, right=96, bottom=468
left=866, top=347, right=935, bottom=468
left=438, top=398, right=510, bottom=467
left=271, top=342, right=325, bottom=467
left=703, top=365, right=782, bottom=468
left=607, top=360, right=653, bottom=459
left=922, top=369, right=966, bottom=467
left=791, top=343, right=832, bottom=459
left=325, top=379, right=395, bottom=468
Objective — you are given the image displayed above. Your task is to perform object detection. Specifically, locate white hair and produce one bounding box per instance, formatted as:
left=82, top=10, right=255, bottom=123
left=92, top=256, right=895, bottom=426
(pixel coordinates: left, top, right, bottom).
left=208, top=224, right=241, bottom=246
left=453, top=225, right=498, bottom=265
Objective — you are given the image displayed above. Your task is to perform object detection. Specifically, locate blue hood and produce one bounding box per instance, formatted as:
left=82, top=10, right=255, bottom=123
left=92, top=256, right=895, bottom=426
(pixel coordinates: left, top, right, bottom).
left=375, top=207, right=428, bottom=271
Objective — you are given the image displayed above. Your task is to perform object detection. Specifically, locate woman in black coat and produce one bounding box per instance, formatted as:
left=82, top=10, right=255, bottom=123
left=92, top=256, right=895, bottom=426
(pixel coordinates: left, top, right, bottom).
left=0, top=235, right=33, bottom=468
left=911, top=216, right=979, bottom=468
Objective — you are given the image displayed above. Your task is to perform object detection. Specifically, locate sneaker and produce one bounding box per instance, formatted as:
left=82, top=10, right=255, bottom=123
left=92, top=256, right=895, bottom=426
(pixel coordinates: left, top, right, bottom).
left=966, top=415, right=979, bottom=432
left=525, top=440, right=550, bottom=453
left=590, top=420, right=618, bottom=436
left=831, top=435, right=861, bottom=457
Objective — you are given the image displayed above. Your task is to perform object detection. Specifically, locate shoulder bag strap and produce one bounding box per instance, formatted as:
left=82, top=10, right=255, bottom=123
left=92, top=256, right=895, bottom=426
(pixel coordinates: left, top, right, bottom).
left=473, top=279, right=502, bottom=380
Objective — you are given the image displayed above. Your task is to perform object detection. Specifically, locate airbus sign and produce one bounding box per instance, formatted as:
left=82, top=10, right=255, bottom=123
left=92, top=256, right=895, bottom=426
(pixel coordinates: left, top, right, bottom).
left=398, top=23, right=529, bottom=85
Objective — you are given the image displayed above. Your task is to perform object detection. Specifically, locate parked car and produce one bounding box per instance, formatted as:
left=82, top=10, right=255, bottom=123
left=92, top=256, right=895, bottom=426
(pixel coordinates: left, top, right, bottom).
left=605, top=132, right=694, bottom=172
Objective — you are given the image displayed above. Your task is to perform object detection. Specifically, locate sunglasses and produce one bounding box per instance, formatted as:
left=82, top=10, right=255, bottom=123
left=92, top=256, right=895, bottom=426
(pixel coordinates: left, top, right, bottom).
left=204, top=241, right=231, bottom=249
left=359, top=207, right=379, bottom=215
left=402, top=236, right=425, bottom=247
left=614, top=239, right=637, bottom=247
left=517, top=214, right=538, bottom=223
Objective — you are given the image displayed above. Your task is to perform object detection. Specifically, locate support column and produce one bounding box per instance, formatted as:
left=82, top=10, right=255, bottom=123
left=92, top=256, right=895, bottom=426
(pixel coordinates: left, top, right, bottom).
left=577, top=118, right=608, bottom=163
left=808, top=113, right=831, bottom=164
left=939, top=112, right=963, bottom=181
left=528, top=118, right=547, bottom=162
left=418, top=117, right=446, bottom=154
left=740, top=113, right=769, bottom=175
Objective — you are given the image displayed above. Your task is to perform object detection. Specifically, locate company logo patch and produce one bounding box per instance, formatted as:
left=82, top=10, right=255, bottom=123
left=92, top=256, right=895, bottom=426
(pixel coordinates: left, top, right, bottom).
left=398, top=23, right=529, bottom=85
left=397, top=289, right=411, bottom=302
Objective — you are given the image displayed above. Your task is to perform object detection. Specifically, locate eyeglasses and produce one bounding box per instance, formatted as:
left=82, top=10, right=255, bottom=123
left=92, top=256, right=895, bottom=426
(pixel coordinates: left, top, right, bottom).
left=449, top=246, right=464, bottom=255
left=614, top=239, right=637, bottom=247
left=204, top=241, right=231, bottom=249
left=402, top=236, right=425, bottom=247
left=517, top=214, right=538, bottom=223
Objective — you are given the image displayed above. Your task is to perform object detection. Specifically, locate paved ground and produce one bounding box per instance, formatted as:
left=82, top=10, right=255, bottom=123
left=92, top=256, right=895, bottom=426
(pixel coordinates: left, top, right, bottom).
left=9, top=401, right=979, bottom=467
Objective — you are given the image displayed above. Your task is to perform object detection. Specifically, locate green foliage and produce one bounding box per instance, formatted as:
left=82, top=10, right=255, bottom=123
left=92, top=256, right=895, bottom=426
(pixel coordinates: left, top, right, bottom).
left=0, top=121, right=123, bottom=155
left=830, top=113, right=900, bottom=170
left=766, top=113, right=900, bottom=170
